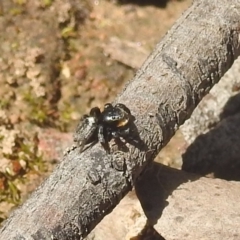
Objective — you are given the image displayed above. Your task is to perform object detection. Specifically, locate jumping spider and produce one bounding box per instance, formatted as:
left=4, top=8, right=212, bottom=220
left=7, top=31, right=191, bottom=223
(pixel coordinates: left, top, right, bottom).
left=73, top=103, right=133, bottom=153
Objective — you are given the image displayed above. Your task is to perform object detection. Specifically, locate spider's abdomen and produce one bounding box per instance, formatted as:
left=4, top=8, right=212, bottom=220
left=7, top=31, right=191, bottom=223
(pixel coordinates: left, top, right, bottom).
left=73, top=116, right=98, bottom=150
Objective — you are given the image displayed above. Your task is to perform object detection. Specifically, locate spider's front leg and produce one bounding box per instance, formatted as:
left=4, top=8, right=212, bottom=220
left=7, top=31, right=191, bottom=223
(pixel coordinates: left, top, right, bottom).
left=108, top=127, right=131, bottom=152
left=112, top=126, right=141, bottom=148
left=98, top=124, right=111, bottom=153
left=111, top=127, right=130, bottom=139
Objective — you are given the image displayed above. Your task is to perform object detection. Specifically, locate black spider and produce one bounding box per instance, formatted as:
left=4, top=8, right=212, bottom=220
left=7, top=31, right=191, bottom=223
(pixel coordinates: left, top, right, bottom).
left=73, top=103, right=133, bottom=153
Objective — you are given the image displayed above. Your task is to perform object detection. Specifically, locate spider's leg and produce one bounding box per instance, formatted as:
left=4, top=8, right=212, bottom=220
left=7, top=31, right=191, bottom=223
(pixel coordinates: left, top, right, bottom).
left=98, top=124, right=105, bottom=144
left=112, top=127, right=130, bottom=139
left=98, top=124, right=110, bottom=153
left=113, top=126, right=141, bottom=147
left=111, top=130, right=118, bottom=139
left=80, top=138, right=98, bottom=152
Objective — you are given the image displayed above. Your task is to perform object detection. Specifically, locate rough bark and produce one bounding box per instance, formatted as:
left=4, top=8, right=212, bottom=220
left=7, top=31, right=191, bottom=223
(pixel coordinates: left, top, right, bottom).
left=1, top=0, right=240, bottom=239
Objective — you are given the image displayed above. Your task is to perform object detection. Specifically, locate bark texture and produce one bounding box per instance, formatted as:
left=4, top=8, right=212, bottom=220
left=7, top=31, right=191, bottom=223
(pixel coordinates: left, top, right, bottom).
left=1, top=0, right=240, bottom=239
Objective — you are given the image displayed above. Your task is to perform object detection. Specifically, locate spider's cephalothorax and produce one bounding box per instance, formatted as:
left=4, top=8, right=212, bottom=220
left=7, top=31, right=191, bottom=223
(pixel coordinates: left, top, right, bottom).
left=99, top=103, right=132, bottom=144
left=73, top=103, right=133, bottom=153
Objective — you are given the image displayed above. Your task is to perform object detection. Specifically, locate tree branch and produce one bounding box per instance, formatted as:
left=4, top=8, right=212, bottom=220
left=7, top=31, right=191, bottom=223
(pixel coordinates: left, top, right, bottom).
left=1, top=0, right=240, bottom=239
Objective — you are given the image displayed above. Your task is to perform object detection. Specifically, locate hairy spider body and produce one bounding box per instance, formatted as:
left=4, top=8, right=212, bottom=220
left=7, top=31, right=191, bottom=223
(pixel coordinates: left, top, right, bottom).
left=73, top=103, right=132, bottom=152
left=73, top=107, right=101, bottom=152
left=99, top=103, right=131, bottom=143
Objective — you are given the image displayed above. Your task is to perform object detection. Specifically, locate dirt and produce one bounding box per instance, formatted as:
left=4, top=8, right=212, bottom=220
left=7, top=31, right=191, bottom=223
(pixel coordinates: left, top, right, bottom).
left=0, top=0, right=191, bottom=224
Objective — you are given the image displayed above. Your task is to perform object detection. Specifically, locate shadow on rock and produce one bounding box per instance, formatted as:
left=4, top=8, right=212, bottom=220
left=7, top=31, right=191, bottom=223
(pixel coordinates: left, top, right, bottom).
left=220, top=92, right=240, bottom=120
left=133, top=163, right=199, bottom=238
left=182, top=93, right=240, bottom=181
left=130, top=222, right=166, bottom=240
left=115, top=0, right=170, bottom=8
